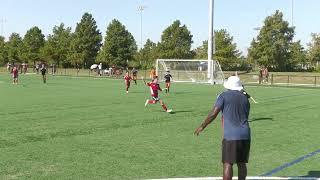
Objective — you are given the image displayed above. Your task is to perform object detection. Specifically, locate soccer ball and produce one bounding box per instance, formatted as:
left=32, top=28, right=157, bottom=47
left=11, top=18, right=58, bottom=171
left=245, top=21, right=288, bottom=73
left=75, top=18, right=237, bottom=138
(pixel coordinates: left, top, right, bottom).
left=166, top=109, right=173, bottom=113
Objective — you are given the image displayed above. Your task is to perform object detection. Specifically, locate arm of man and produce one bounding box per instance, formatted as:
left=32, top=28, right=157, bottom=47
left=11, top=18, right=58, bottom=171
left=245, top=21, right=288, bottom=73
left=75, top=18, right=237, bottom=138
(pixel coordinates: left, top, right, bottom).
left=194, top=106, right=221, bottom=136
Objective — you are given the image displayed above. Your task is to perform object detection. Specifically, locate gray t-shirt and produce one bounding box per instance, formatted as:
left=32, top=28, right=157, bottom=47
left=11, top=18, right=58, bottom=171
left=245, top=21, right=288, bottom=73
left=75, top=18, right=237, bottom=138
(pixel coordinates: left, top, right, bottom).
left=215, top=90, right=251, bottom=140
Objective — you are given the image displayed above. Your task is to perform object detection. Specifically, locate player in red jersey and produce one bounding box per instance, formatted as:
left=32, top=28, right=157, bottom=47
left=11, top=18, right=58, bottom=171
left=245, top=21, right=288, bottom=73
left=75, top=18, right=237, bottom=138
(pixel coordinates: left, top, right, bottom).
left=124, top=71, right=132, bottom=94
left=143, top=76, right=172, bottom=113
left=12, top=66, right=19, bottom=85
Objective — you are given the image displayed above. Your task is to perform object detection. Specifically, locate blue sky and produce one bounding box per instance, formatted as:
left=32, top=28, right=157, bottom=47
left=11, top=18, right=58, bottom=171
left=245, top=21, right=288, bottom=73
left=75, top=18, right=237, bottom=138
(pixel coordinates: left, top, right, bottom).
left=0, top=0, right=319, bottom=56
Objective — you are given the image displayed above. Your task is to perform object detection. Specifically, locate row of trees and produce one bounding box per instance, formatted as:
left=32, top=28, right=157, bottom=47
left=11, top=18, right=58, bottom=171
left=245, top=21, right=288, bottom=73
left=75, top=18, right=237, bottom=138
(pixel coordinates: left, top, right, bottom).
left=1, top=11, right=320, bottom=71
left=248, top=10, right=320, bottom=71
left=0, top=12, right=246, bottom=70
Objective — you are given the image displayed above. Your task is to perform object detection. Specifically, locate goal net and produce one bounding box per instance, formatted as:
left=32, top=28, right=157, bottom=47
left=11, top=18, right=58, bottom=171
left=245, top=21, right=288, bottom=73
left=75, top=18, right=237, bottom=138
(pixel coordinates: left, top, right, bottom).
left=156, top=59, right=224, bottom=84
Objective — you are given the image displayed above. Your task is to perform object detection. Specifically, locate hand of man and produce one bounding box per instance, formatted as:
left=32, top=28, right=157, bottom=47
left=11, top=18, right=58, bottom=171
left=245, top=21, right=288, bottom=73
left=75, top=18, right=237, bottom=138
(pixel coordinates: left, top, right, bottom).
left=194, top=126, right=204, bottom=136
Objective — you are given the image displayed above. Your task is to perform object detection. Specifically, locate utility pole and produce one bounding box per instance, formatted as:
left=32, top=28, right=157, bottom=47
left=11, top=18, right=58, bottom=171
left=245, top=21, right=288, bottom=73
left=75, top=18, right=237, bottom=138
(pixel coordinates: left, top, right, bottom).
left=208, top=0, right=215, bottom=60
left=208, top=0, right=215, bottom=83
left=138, top=5, right=147, bottom=50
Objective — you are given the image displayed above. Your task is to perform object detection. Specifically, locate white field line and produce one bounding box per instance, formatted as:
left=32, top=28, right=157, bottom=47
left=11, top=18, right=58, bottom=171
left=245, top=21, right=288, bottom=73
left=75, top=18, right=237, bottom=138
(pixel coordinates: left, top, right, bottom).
left=245, top=81, right=320, bottom=87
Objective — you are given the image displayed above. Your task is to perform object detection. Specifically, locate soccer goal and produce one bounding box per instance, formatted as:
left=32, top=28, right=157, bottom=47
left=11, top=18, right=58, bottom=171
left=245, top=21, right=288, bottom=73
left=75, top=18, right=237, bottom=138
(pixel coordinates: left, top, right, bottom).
left=156, top=59, right=224, bottom=85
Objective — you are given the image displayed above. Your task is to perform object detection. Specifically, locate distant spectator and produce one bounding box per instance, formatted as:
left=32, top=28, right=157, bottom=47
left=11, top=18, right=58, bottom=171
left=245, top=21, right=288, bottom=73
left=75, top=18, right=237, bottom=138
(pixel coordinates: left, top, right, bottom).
left=51, top=63, right=56, bottom=75
left=149, top=68, right=156, bottom=80
left=263, top=67, right=269, bottom=83
left=6, top=62, right=11, bottom=72
left=98, top=63, right=102, bottom=76
left=259, top=67, right=263, bottom=84
left=22, top=62, right=28, bottom=74
left=35, top=63, right=40, bottom=74
left=76, top=63, right=80, bottom=74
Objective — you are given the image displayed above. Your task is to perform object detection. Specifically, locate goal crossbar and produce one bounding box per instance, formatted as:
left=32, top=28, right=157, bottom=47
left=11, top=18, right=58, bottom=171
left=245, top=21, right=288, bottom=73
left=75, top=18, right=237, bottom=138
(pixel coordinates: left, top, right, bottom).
left=156, top=59, right=224, bottom=85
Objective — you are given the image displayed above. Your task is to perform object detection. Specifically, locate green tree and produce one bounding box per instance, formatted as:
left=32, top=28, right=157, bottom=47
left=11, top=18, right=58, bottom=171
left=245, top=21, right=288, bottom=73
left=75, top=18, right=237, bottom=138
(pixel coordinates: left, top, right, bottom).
left=42, top=23, right=72, bottom=67
left=0, top=36, right=8, bottom=65
left=289, top=41, right=307, bottom=70
left=7, top=33, right=23, bottom=63
left=247, top=10, right=294, bottom=71
left=307, top=33, right=320, bottom=67
left=98, top=19, right=137, bottom=68
left=134, top=39, right=157, bottom=69
left=22, top=26, right=45, bottom=64
left=157, top=20, right=193, bottom=59
left=70, top=13, right=102, bottom=68
left=194, top=29, right=241, bottom=69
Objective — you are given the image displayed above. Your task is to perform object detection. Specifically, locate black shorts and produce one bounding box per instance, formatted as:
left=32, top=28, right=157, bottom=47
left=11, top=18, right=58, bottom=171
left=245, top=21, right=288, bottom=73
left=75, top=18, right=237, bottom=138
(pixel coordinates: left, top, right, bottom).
left=152, top=96, right=160, bottom=101
left=222, top=139, right=250, bottom=164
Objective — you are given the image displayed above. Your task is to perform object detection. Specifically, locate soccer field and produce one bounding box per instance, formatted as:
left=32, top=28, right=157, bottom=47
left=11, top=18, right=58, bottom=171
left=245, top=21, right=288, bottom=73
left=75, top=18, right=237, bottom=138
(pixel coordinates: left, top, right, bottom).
left=0, top=74, right=319, bottom=179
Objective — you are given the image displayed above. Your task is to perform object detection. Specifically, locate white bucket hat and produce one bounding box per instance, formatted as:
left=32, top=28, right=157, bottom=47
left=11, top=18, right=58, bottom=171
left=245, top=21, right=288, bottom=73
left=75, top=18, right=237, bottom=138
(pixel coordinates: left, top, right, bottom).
left=223, top=76, right=243, bottom=91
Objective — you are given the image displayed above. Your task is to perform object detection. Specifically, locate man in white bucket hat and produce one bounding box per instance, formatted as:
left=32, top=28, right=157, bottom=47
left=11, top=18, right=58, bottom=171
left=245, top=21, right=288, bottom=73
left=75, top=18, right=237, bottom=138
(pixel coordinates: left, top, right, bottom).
left=195, top=75, right=251, bottom=180
left=223, top=75, right=244, bottom=91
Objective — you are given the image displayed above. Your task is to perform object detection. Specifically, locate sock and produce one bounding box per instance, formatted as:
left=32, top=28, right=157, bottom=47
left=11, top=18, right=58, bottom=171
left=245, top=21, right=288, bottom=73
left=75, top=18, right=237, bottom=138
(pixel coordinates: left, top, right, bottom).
left=148, top=100, right=156, bottom=104
left=134, top=80, right=137, bottom=85
left=162, top=104, right=168, bottom=111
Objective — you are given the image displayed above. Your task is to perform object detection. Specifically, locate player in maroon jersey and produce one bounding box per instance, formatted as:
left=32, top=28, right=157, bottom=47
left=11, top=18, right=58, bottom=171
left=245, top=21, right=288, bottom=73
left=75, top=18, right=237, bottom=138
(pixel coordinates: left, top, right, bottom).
left=124, top=71, right=132, bottom=94
left=143, top=76, right=172, bottom=113
left=12, top=66, right=19, bottom=85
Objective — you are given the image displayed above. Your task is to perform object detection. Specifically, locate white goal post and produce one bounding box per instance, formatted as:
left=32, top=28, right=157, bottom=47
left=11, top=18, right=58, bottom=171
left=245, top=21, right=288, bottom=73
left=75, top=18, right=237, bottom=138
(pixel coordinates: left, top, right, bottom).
left=156, top=59, right=224, bottom=85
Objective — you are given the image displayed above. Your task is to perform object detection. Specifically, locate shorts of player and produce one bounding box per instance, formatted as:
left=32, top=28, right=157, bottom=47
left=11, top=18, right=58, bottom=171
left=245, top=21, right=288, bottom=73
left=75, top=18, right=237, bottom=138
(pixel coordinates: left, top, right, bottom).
left=132, top=75, right=137, bottom=80
left=152, top=96, right=160, bottom=102
left=165, top=82, right=171, bottom=88
left=12, top=75, right=18, bottom=79
left=42, top=72, right=46, bottom=76
left=222, top=139, right=250, bottom=164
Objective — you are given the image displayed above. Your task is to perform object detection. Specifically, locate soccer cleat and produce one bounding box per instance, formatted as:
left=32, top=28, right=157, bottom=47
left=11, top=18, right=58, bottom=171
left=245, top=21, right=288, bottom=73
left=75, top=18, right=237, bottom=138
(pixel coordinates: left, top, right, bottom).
left=166, top=109, right=172, bottom=113
left=126, top=91, right=128, bottom=94
left=145, top=99, right=149, bottom=107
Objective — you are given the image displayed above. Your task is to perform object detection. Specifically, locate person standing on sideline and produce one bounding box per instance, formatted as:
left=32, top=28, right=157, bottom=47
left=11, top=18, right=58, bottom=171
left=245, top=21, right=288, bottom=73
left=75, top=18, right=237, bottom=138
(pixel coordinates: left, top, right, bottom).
left=194, top=75, right=251, bottom=180
left=259, top=66, right=263, bottom=84
left=98, top=63, right=102, bottom=76
left=263, top=67, right=269, bottom=83
left=7, top=62, right=11, bottom=72
left=149, top=68, right=156, bottom=80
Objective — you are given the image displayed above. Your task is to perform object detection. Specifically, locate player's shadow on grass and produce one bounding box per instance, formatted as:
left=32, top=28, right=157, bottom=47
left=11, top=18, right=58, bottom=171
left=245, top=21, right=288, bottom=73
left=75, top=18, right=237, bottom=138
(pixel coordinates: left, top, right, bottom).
left=169, top=110, right=193, bottom=114
left=301, top=171, right=320, bottom=177
left=248, top=117, right=273, bottom=122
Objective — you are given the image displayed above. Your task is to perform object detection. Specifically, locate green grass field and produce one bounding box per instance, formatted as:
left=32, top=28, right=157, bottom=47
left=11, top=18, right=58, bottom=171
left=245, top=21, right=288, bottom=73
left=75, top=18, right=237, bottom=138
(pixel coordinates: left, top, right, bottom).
left=0, top=73, right=320, bottom=179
